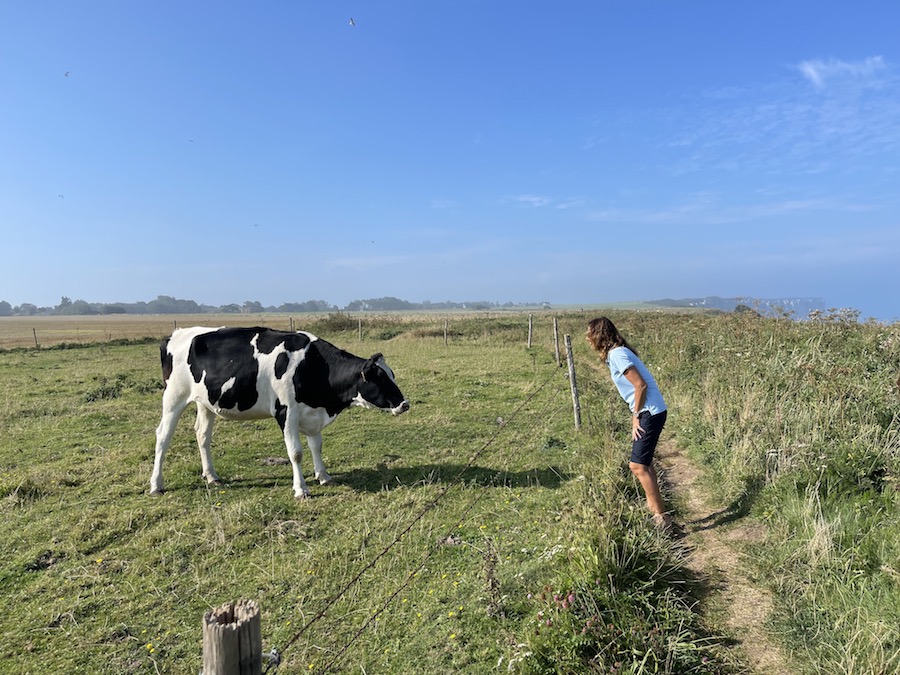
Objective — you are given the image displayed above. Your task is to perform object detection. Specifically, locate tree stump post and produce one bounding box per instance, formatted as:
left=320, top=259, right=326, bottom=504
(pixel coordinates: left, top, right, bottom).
left=202, top=600, right=262, bottom=675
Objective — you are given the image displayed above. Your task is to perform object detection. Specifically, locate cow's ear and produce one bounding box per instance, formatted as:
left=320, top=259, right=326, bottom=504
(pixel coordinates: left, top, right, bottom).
left=361, top=353, right=383, bottom=379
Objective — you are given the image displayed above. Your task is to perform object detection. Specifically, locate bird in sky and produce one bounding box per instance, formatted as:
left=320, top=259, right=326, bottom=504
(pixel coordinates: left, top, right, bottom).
left=349, top=17, right=355, bottom=27
left=58, top=194, right=64, bottom=198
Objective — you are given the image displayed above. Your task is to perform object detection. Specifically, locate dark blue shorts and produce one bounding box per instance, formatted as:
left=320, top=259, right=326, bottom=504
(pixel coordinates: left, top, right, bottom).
left=630, top=410, right=667, bottom=466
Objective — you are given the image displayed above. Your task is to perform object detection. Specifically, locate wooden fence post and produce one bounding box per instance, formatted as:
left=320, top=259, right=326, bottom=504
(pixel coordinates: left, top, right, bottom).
left=444, top=319, right=449, bottom=347
left=564, top=335, right=581, bottom=430
left=358, top=318, right=363, bottom=341
left=202, top=599, right=262, bottom=675
left=527, top=314, right=533, bottom=349
left=553, top=317, right=561, bottom=367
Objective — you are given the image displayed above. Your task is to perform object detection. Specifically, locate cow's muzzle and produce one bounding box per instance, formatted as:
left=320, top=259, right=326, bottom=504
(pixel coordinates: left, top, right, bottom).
left=392, top=400, right=410, bottom=416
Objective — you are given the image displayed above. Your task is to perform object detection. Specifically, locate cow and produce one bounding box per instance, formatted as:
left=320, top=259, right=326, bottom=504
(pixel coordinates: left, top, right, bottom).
left=150, top=326, right=409, bottom=498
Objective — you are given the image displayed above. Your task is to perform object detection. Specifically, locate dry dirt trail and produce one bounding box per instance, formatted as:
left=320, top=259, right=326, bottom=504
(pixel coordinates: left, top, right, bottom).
left=657, top=439, right=794, bottom=675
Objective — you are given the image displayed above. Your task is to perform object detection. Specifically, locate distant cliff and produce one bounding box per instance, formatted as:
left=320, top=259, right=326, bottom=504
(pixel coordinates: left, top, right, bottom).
left=648, top=296, right=826, bottom=318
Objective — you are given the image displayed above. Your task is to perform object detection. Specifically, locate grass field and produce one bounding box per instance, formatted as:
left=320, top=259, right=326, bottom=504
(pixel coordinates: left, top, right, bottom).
left=1, top=311, right=898, bottom=673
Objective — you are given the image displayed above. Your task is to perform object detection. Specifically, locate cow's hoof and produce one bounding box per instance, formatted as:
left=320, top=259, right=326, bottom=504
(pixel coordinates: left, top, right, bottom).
left=294, top=492, right=312, bottom=500
left=150, top=489, right=165, bottom=497
left=318, top=478, right=335, bottom=487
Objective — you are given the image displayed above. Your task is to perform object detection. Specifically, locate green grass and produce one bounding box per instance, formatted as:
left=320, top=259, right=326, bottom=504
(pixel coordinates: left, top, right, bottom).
left=0, top=315, right=733, bottom=674
left=4, top=311, right=897, bottom=673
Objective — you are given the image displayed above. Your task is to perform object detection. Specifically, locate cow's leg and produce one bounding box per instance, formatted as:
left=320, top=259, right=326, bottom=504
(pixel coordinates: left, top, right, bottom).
left=306, top=433, right=334, bottom=486
left=283, top=420, right=311, bottom=499
left=150, top=392, right=190, bottom=494
left=195, top=405, right=222, bottom=485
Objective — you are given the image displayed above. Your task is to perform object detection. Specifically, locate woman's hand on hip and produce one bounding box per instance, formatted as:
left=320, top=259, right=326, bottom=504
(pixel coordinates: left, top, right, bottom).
left=632, top=416, right=645, bottom=441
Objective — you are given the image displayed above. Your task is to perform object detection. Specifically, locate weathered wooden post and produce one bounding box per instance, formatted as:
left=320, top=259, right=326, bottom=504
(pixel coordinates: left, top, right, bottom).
left=564, top=335, right=581, bottom=430
left=33, top=328, right=39, bottom=348
left=202, top=599, right=262, bottom=675
left=527, top=314, right=533, bottom=349
left=358, top=318, right=363, bottom=341
left=289, top=316, right=295, bottom=332
left=444, top=319, right=449, bottom=347
left=553, top=317, right=561, bottom=367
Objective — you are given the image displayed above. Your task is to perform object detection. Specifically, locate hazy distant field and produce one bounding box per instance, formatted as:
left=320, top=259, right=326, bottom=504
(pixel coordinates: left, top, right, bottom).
left=0, top=315, right=302, bottom=349
left=0, top=304, right=684, bottom=350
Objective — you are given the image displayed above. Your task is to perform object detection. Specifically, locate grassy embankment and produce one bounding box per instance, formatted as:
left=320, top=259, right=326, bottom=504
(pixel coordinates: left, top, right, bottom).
left=1, top=311, right=897, bottom=673
left=636, top=310, right=900, bottom=674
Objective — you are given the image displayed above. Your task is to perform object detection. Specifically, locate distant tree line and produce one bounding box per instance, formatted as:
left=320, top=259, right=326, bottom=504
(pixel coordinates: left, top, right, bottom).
left=0, top=295, right=543, bottom=317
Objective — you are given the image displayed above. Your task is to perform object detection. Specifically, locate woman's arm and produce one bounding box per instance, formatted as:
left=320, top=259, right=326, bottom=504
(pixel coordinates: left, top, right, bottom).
left=623, top=366, right=647, bottom=440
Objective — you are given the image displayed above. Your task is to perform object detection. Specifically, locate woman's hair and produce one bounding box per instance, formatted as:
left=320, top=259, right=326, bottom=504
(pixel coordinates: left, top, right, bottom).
left=586, top=316, right=638, bottom=360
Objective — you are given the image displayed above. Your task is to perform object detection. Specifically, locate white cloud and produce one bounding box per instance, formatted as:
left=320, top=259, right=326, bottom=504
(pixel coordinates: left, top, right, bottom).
left=504, top=194, right=552, bottom=208
left=586, top=193, right=867, bottom=227
left=797, top=56, right=886, bottom=90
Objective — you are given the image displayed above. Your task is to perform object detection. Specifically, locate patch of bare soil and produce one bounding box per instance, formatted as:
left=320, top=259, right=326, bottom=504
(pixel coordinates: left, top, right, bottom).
left=658, top=440, right=792, bottom=675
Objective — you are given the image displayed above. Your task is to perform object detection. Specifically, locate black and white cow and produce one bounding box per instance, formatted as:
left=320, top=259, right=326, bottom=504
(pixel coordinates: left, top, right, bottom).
left=150, top=326, right=409, bottom=498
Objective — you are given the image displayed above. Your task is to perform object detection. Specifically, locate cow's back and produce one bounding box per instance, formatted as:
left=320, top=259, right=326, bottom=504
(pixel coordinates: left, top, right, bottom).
left=162, top=326, right=318, bottom=419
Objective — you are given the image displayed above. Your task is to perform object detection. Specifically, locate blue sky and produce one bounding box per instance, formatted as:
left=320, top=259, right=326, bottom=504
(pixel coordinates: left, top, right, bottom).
left=2, top=2, right=899, bottom=320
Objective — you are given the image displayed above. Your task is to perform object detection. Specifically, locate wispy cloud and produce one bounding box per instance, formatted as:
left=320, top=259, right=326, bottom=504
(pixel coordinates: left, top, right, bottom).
left=797, top=56, right=886, bottom=90
left=658, top=56, right=900, bottom=178
left=504, top=194, right=552, bottom=208
left=326, top=254, right=412, bottom=271
left=586, top=193, right=869, bottom=227
left=555, top=198, right=586, bottom=210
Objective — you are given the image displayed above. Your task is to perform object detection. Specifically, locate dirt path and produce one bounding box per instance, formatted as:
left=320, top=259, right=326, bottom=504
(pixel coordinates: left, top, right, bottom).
left=658, top=440, right=793, bottom=675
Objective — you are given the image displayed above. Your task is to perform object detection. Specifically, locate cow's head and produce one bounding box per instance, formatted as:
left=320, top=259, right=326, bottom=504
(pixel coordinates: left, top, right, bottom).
left=353, top=353, right=409, bottom=415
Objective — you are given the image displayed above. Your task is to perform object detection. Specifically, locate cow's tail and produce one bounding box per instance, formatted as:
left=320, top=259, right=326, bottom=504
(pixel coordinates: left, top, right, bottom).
left=160, top=338, right=173, bottom=385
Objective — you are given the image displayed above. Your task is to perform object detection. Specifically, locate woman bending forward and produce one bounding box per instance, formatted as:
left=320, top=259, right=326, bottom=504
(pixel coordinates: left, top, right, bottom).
left=587, top=317, right=679, bottom=533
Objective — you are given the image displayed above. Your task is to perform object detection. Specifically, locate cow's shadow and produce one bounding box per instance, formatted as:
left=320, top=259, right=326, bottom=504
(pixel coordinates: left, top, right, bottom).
left=334, top=463, right=572, bottom=492
left=224, top=462, right=572, bottom=493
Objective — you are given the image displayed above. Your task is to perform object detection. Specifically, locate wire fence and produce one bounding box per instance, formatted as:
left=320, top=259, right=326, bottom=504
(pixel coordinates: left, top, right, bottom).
left=269, top=365, right=571, bottom=672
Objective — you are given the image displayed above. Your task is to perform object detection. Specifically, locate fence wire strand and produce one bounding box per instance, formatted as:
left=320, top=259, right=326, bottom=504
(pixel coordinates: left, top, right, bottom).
left=276, top=365, right=569, bottom=667
left=319, top=370, right=570, bottom=672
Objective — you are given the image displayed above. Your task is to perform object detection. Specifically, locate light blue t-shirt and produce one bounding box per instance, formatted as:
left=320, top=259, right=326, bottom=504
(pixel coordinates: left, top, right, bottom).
left=606, top=346, right=667, bottom=415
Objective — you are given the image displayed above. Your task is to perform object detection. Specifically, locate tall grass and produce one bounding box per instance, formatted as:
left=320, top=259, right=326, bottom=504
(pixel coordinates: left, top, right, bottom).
left=598, top=310, right=900, bottom=674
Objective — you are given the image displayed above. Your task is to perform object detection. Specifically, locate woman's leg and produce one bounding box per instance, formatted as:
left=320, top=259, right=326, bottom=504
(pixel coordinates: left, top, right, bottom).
left=629, top=461, right=666, bottom=515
